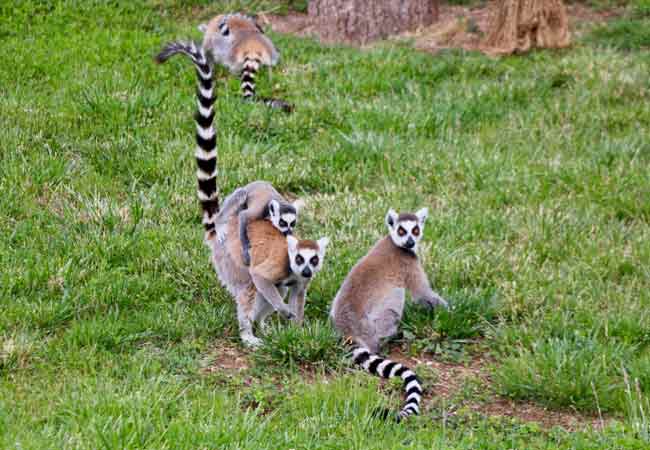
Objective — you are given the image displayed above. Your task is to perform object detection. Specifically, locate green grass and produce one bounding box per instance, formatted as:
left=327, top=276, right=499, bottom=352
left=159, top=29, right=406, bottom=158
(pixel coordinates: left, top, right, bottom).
left=584, top=0, right=650, bottom=50
left=2, top=0, right=650, bottom=448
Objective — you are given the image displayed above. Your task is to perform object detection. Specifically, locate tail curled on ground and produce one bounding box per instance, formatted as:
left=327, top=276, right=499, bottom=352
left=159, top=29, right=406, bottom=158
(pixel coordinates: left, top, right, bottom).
left=156, top=41, right=219, bottom=241
left=241, top=56, right=293, bottom=113
left=351, top=347, right=422, bottom=421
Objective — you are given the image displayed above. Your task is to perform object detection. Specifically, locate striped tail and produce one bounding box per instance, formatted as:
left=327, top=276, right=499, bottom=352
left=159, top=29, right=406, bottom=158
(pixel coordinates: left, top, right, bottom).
left=156, top=41, right=219, bottom=241
left=241, top=56, right=293, bottom=114
left=351, top=347, right=422, bottom=421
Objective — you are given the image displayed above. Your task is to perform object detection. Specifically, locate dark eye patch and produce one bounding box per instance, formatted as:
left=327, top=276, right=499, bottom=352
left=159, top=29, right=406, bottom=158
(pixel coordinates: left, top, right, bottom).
left=412, top=226, right=420, bottom=236
left=289, top=220, right=296, bottom=228
left=295, top=255, right=304, bottom=265
left=397, top=226, right=406, bottom=237
left=279, top=219, right=287, bottom=227
left=310, top=256, right=319, bottom=267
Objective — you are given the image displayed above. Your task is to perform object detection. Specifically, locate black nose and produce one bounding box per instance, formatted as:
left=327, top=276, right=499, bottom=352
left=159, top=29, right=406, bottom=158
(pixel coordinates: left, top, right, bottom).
left=405, top=238, right=415, bottom=249
left=301, top=267, right=312, bottom=278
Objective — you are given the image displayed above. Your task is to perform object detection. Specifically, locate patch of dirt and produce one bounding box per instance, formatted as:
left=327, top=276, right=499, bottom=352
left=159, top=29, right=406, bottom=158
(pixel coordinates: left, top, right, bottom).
left=201, top=341, right=610, bottom=430
left=201, top=342, right=250, bottom=374
left=388, top=348, right=609, bottom=432
left=261, top=11, right=314, bottom=36
left=388, top=347, right=489, bottom=400
left=261, top=2, right=623, bottom=53
left=476, top=398, right=607, bottom=432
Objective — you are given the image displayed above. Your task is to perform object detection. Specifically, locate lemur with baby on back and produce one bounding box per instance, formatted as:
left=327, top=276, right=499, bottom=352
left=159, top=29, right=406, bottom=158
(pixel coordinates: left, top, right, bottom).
left=156, top=21, right=327, bottom=347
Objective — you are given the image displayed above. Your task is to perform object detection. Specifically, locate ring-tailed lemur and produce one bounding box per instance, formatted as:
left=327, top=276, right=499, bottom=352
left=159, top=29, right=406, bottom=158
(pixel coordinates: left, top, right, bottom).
left=155, top=41, right=299, bottom=264
left=198, top=13, right=292, bottom=113
left=330, top=208, right=449, bottom=421
left=214, top=200, right=328, bottom=347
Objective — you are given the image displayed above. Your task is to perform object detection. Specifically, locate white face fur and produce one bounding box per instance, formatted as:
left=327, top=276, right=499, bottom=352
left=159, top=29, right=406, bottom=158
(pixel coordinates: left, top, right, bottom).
left=385, top=208, right=428, bottom=252
left=269, top=199, right=299, bottom=236
left=286, top=236, right=329, bottom=280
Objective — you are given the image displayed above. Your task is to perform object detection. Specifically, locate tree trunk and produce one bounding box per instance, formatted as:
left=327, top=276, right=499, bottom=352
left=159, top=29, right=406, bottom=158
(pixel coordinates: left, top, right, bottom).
left=481, top=0, right=570, bottom=56
left=308, top=0, right=439, bottom=45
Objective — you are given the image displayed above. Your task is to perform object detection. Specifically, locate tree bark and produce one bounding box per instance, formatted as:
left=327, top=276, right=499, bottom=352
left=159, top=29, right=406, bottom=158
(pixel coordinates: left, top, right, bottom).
left=308, top=0, right=439, bottom=45
left=481, top=0, right=570, bottom=56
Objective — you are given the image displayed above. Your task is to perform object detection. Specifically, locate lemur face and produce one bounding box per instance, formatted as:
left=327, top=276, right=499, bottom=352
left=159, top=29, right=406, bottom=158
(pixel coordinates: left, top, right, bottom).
left=386, top=208, right=428, bottom=252
left=287, top=236, right=329, bottom=280
left=198, top=14, right=257, bottom=61
left=269, top=200, right=297, bottom=236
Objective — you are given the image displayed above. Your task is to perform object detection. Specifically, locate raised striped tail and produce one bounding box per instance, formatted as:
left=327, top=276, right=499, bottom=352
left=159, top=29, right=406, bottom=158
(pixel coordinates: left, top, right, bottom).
left=241, top=57, right=293, bottom=114
left=240, top=56, right=260, bottom=100
left=351, top=347, right=422, bottom=421
left=156, top=41, right=219, bottom=241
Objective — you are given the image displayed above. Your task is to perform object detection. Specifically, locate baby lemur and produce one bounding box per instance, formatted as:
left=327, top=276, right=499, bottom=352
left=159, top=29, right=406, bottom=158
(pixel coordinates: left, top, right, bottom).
left=155, top=40, right=299, bottom=264
left=199, top=13, right=292, bottom=112
left=331, top=208, right=448, bottom=420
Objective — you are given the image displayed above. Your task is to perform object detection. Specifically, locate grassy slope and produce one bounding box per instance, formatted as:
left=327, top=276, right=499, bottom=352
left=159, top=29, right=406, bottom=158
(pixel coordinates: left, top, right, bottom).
left=1, top=0, right=650, bottom=448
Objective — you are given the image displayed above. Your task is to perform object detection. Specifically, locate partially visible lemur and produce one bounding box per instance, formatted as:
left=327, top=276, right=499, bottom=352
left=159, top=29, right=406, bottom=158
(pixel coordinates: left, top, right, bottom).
left=215, top=205, right=328, bottom=347
left=198, top=13, right=292, bottom=112
left=330, top=208, right=448, bottom=421
left=155, top=41, right=299, bottom=264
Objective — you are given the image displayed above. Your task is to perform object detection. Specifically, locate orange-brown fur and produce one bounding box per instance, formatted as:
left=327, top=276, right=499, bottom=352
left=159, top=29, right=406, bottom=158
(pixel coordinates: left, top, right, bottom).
left=224, top=214, right=317, bottom=282
left=202, top=14, right=276, bottom=67
left=232, top=34, right=275, bottom=66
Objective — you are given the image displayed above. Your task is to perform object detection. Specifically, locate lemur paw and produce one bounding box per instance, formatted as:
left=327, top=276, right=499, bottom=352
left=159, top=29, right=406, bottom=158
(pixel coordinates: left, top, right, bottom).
left=423, top=297, right=448, bottom=310
left=241, top=334, right=263, bottom=348
left=435, top=298, right=449, bottom=310
left=277, top=307, right=295, bottom=321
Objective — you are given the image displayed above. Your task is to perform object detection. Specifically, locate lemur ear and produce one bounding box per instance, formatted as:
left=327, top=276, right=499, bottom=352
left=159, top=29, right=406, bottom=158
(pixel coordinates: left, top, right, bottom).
left=197, top=23, right=208, bottom=33
left=385, top=209, right=398, bottom=229
left=292, top=198, right=305, bottom=213
left=269, top=199, right=279, bottom=217
left=286, top=235, right=299, bottom=252
left=415, top=207, right=428, bottom=224
left=317, top=237, right=330, bottom=253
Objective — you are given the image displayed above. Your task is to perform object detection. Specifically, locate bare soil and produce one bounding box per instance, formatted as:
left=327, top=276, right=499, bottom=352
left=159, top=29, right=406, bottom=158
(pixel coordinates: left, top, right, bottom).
left=201, top=341, right=250, bottom=374
left=202, top=341, right=610, bottom=431
left=260, top=1, right=622, bottom=53
left=388, top=348, right=610, bottom=432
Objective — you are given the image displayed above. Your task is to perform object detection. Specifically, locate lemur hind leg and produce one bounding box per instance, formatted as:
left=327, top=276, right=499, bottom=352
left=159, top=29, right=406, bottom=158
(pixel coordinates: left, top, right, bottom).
left=239, top=204, right=266, bottom=266
left=215, top=188, right=247, bottom=244
left=237, top=286, right=261, bottom=348
left=217, top=188, right=248, bottom=223
left=370, top=288, right=406, bottom=344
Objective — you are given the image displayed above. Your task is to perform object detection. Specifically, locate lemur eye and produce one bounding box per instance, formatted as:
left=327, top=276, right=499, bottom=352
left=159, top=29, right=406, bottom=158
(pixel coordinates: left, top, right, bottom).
left=295, top=255, right=304, bottom=265
left=412, top=226, right=420, bottom=236
left=279, top=219, right=288, bottom=227
left=289, top=220, right=296, bottom=228
left=310, top=256, right=319, bottom=266
left=397, top=227, right=406, bottom=237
